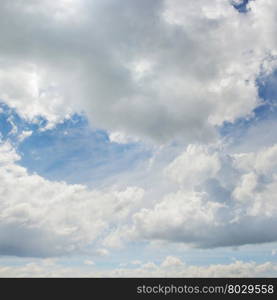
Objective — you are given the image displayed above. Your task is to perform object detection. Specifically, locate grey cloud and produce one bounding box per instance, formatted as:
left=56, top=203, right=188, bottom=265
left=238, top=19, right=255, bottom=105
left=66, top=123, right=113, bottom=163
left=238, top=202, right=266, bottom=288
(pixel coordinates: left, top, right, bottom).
left=132, top=143, right=277, bottom=248
left=0, top=142, right=144, bottom=257
left=0, top=0, right=273, bottom=142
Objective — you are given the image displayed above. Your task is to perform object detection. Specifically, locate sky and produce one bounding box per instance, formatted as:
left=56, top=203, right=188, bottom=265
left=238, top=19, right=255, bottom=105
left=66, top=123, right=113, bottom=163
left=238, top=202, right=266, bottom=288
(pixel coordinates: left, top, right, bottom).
left=0, top=0, right=277, bottom=277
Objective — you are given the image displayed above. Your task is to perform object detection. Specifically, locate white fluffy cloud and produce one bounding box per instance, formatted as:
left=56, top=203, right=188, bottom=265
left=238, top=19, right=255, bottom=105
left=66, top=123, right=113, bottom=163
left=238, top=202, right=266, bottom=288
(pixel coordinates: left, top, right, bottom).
left=0, top=142, right=144, bottom=257
left=1, top=135, right=277, bottom=256
left=109, top=258, right=277, bottom=277
left=132, top=143, right=277, bottom=248
left=0, top=0, right=277, bottom=142
left=165, top=144, right=221, bottom=187
left=1, top=257, right=276, bottom=277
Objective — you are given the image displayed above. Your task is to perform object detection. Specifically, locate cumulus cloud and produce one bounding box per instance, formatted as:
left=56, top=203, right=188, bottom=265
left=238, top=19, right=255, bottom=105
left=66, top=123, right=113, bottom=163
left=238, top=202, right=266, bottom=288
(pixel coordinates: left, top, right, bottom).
left=0, top=0, right=277, bottom=142
left=1, top=257, right=276, bottom=277
left=0, top=142, right=144, bottom=257
left=1, top=0, right=277, bottom=271
left=84, top=260, right=95, bottom=266
left=165, top=144, right=221, bottom=187
left=132, top=143, right=277, bottom=248
left=1, top=132, right=277, bottom=256
left=109, top=258, right=277, bottom=277
left=108, top=131, right=140, bottom=145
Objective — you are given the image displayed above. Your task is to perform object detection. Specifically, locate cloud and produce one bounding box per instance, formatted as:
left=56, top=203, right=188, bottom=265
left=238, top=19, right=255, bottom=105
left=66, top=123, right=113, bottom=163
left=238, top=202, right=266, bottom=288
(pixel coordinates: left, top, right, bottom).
left=108, top=131, right=140, bottom=145
left=132, top=143, right=277, bottom=248
left=1, top=0, right=277, bottom=142
left=1, top=2, right=277, bottom=282
left=231, top=0, right=245, bottom=5
left=165, top=144, right=221, bottom=188
left=160, top=256, right=184, bottom=268
left=18, top=130, right=32, bottom=142
left=1, top=257, right=276, bottom=277
left=1, top=126, right=277, bottom=257
left=0, top=142, right=144, bottom=257
left=84, top=260, right=94, bottom=265
left=113, top=259, right=277, bottom=277
left=109, top=258, right=277, bottom=277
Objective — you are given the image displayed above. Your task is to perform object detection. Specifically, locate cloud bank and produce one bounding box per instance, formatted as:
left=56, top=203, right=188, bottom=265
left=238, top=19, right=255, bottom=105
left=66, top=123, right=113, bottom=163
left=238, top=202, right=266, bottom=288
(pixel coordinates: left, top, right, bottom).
left=1, top=257, right=277, bottom=277
left=1, top=139, right=277, bottom=256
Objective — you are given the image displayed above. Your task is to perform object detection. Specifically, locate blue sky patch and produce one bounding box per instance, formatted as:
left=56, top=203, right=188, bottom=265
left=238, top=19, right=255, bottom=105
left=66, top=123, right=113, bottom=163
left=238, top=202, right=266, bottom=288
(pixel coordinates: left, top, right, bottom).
left=0, top=103, right=151, bottom=186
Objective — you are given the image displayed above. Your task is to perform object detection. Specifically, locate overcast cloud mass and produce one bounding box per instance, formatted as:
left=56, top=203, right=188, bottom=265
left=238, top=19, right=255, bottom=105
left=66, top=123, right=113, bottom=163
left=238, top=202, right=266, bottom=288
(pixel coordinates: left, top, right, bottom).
left=0, top=0, right=277, bottom=277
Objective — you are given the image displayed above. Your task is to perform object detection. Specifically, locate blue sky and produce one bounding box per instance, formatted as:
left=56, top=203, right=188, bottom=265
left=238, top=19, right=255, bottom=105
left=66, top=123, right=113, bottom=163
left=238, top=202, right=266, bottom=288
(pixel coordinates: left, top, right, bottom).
left=232, top=0, right=250, bottom=12
left=0, top=0, right=277, bottom=277
left=0, top=103, right=151, bottom=187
